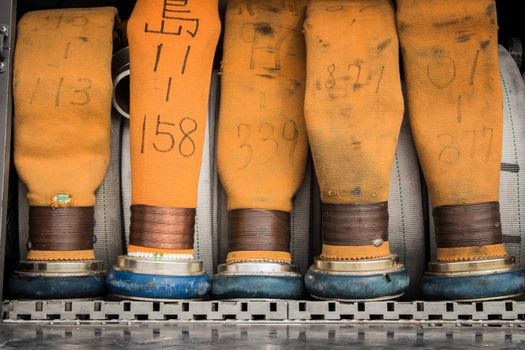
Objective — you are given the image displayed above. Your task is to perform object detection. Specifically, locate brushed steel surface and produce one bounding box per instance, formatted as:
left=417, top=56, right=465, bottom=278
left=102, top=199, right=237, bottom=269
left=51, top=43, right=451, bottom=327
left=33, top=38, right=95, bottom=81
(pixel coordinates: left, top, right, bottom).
left=15, top=260, right=104, bottom=277
left=216, top=261, right=300, bottom=276
left=115, top=255, right=205, bottom=276
left=111, top=46, right=130, bottom=118
left=312, top=255, right=403, bottom=275
left=427, top=256, right=517, bottom=276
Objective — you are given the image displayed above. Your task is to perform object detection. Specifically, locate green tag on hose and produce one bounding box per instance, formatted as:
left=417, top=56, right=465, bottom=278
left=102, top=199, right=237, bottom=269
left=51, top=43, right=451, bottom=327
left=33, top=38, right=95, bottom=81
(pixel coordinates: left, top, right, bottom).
left=53, top=193, right=71, bottom=204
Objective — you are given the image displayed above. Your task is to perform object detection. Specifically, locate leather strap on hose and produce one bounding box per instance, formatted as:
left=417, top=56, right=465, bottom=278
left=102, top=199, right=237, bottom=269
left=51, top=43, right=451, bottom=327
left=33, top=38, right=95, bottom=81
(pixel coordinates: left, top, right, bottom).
left=228, top=209, right=290, bottom=252
left=320, top=202, right=390, bottom=260
left=322, top=202, right=388, bottom=246
left=29, top=206, right=94, bottom=251
left=129, top=205, right=195, bottom=250
left=434, top=202, right=502, bottom=247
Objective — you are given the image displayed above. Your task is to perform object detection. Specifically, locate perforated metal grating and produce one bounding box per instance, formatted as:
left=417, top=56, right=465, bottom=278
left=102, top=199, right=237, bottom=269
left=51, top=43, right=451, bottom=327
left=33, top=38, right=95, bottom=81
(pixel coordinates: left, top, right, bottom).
left=4, top=300, right=525, bottom=323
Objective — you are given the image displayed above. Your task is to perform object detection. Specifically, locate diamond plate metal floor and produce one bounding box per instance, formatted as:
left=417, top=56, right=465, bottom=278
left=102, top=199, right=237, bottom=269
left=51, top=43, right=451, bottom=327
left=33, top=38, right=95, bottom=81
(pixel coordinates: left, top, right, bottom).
left=1, top=323, right=525, bottom=349
left=3, top=300, right=525, bottom=349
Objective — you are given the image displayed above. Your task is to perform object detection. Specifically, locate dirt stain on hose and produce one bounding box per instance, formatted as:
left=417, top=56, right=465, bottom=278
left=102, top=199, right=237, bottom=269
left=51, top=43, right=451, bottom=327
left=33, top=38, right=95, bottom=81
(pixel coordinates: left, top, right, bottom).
left=254, top=23, right=274, bottom=35
left=433, top=16, right=472, bottom=28
left=486, top=3, right=496, bottom=16
left=456, top=31, right=474, bottom=43
left=257, top=74, right=275, bottom=79
left=351, top=187, right=362, bottom=197
left=376, top=38, right=392, bottom=53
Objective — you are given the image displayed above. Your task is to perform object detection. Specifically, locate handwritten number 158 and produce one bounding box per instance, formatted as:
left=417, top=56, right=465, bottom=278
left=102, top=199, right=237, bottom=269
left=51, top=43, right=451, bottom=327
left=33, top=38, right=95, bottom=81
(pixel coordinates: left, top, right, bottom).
left=141, top=115, right=197, bottom=157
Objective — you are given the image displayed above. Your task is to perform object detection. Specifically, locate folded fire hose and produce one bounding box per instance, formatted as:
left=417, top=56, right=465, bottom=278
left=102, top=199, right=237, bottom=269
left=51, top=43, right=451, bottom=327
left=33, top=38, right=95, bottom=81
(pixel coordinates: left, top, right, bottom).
left=388, top=116, right=425, bottom=300
left=17, top=46, right=523, bottom=301
left=428, top=45, right=525, bottom=297
left=106, top=0, right=221, bottom=300
left=9, top=7, right=117, bottom=299
left=10, top=1, right=525, bottom=302
left=499, top=45, right=525, bottom=272
left=212, top=0, right=309, bottom=299
left=398, top=0, right=525, bottom=300
left=116, top=70, right=220, bottom=278
left=303, top=0, right=410, bottom=301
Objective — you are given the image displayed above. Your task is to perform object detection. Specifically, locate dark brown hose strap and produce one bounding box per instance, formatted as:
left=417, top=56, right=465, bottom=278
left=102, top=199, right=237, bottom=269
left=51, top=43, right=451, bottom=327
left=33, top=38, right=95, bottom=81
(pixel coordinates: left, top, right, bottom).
left=29, top=206, right=95, bottom=250
left=434, top=202, right=502, bottom=247
left=228, top=209, right=290, bottom=252
left=129, top=205, right=195, bottom=250
left=322, top=202, right=389, bottom=246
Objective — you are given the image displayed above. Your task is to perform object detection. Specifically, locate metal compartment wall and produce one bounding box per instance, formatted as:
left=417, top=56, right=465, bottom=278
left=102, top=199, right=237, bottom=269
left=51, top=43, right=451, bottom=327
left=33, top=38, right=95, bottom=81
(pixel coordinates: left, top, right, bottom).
left=1, top=0, right=525, bottom=327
